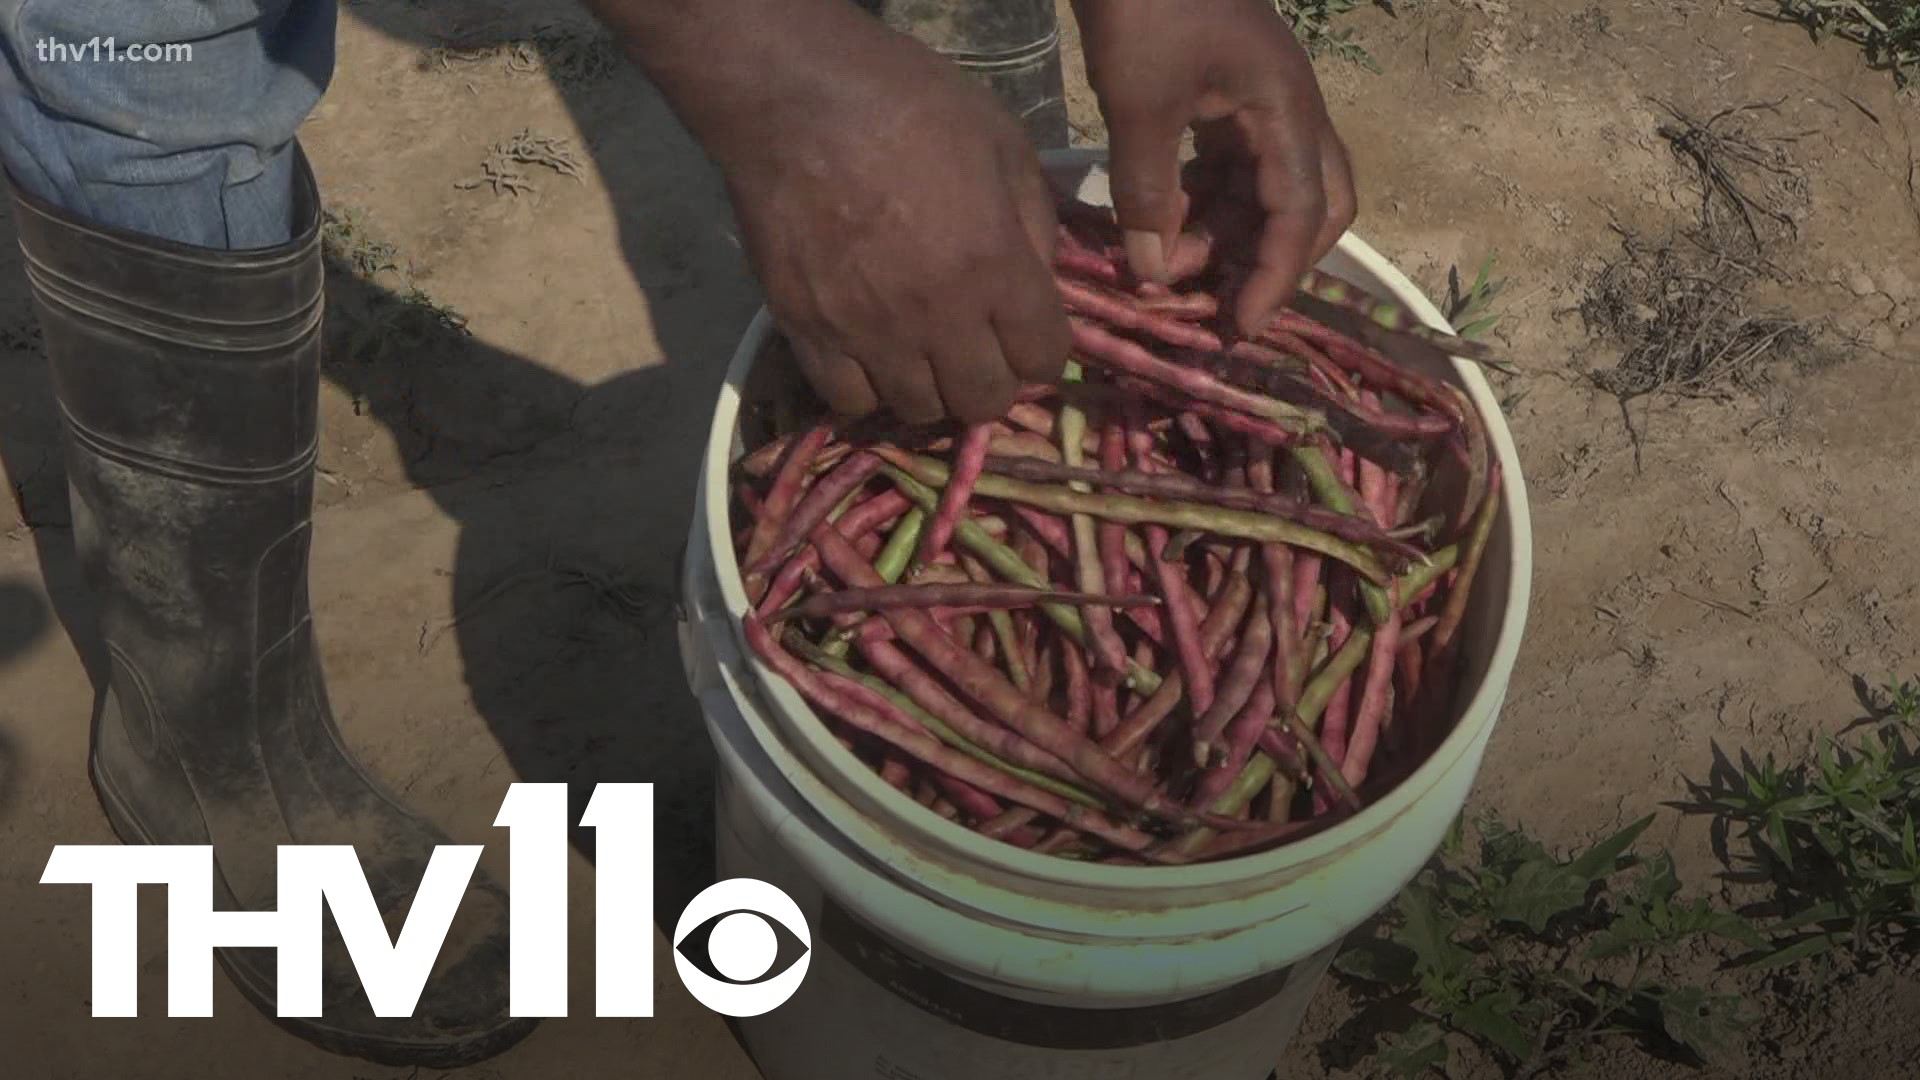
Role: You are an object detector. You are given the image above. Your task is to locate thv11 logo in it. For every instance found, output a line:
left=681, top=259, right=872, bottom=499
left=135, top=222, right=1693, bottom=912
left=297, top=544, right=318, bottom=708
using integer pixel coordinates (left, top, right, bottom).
left=40, top=783, right=811, bottom=1019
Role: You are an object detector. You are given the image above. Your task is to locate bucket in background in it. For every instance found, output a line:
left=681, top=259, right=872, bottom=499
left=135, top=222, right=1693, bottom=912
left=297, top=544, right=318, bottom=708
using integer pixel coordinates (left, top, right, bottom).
left=868, top=0, right=1070, bottom=148
left=678, top=150, right=1533, bottom=1079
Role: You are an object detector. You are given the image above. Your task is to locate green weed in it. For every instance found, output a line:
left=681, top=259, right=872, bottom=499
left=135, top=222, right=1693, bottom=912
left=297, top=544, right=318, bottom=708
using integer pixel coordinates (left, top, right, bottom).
left=1274, top=1, right=1393, bottom=71
left=1768, top=2, right=1920, bottom=85
left=1443, top=252, right=1507, bottom=341
left=1335, top=814, right=1761, bottom=1077
left=1696, top=677, right=1920, bottom=972
left=320, top=208, right=468, bottom=369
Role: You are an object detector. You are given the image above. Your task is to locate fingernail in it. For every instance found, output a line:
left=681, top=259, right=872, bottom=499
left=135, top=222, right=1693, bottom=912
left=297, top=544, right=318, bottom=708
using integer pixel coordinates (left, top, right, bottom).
left=1124, top=229, right=1172, bottom=285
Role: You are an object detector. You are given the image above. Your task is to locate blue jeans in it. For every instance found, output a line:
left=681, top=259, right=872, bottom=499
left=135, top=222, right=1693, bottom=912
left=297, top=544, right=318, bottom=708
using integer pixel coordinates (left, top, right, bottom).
left=0, top=1, right=335, bottom=250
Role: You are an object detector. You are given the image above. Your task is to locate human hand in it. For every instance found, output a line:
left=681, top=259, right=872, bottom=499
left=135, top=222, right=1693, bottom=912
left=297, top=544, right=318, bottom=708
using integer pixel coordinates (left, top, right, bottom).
left=706, top=12, right=1070, bottom=424
left=1071, top=0, right=1357, bottom=334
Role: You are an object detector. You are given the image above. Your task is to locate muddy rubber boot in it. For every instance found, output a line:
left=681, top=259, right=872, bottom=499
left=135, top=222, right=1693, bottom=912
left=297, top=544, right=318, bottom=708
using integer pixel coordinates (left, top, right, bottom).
left=8, top=150, right=534, bottom=1067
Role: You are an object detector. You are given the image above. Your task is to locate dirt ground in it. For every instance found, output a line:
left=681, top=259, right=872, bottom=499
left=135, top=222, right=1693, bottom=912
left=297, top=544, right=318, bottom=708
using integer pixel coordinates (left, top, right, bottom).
left=3, top=0, right=1919, bottom=1077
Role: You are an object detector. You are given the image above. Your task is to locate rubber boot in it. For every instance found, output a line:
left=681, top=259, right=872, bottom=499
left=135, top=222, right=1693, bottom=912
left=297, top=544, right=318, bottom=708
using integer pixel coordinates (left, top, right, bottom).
left=8, top=150, right=534, bottom=1067
left=868, top=0, right=1071, bottom=148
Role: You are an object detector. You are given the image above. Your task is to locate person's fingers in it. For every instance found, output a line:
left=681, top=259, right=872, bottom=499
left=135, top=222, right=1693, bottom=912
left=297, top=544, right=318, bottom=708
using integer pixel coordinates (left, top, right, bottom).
left=994, top=157, right=1074, bottom=387
left=790, top=335, right=880, bottom=417
left=1191, top=114, right=1246, bottom=164
left=1169, top=121, right=1263, bottom=278
left=993, top=262, right=1072, bottom=388
left=1004, top=144, right=1061, bottom=266
left=928, top=318, right=1022, bottom=426
left=1232, top=107, right=1329, bottom=335
left=859, top=346, right=947, bottom=426
left=1164, top=228, right=1216, bottom=282
left=1309, top=126, right=1357, bottom=264
left=1104, top=106, right=1190, bottom=284
left=1169, top=145, right=1257, bottom=273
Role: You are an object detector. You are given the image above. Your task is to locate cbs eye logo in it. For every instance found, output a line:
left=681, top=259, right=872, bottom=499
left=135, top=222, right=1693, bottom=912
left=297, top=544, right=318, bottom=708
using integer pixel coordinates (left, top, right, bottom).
left=673, top=878, right=812, bottom=1016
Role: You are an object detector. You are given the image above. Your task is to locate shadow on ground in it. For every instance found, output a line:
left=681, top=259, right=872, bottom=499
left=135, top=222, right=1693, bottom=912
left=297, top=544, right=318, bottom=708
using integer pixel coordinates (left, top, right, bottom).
left=0, top=0, right=759, bottom=955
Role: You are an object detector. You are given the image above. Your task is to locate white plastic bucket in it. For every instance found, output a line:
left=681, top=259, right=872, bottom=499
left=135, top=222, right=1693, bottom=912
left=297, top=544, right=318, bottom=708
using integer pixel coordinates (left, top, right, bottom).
left=678, top=150, right=1533, bottom=1079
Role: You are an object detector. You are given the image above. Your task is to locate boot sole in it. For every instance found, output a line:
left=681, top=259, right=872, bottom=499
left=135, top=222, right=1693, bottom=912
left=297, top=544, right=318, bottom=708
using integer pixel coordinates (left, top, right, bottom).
left=88, top=760, right=538, bottom=1069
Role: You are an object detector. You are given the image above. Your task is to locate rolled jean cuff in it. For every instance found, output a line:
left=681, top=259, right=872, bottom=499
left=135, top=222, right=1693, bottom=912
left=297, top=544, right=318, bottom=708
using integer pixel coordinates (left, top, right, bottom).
left=0, top=0, right=336, bottom=250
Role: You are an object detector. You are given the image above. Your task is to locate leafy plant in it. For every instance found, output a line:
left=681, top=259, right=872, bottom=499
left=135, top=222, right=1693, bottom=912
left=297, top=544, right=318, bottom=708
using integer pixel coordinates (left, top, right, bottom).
left=1767, top=2, right=1920, bottom=86
left=1443, top=253, right=1507, bottom=341
left=320, top=208, right=469, bottom=369
left=320, top=208, right=400, bottom=280
left=1273, top=0, right=1390, bottom=71
left=1699, top=677, right=1920, bottom=972
left=1334, top=814, right=1762, bottom=1077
